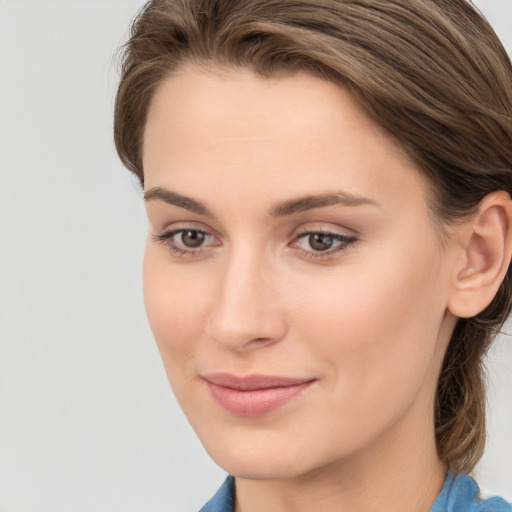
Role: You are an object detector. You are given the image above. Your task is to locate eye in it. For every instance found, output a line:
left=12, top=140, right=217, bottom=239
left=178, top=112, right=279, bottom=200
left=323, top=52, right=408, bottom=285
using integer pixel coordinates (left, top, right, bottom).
left=178, top=230, right=207, bottom=248
left=304, top=233, right=337, bottom=252
left=154, top=228, right=219, bottom=255
left=292, top=231, right=357, bottom=258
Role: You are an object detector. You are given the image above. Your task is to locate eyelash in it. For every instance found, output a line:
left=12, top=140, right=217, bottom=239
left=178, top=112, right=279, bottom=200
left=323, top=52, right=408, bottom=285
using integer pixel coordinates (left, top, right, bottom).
left=292, top=231, right=357, bottom=260
left=153, top=228, right=358, bottom=260
left=153, top=229, right=214, bottom=257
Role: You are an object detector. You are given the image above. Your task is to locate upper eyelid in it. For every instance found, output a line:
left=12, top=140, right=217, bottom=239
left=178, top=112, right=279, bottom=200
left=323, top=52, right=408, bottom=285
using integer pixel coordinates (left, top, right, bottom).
left=158, top=227, right=351, bottom=240
left=293, top=223, right=359, bottom=239
left=292, top=231, right=356, bottom=249
left=157, top=223, right=354, bottom=236
left=296, top=231, right=355, bottom=240
left=155, top=223, right=358, bottom=245
left=158, top=222, right=220, bottom=238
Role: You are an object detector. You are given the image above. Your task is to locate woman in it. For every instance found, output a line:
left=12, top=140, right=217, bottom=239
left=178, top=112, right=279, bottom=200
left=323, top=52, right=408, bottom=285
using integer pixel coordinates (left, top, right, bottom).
left=114, top=0, right=512, bottom=510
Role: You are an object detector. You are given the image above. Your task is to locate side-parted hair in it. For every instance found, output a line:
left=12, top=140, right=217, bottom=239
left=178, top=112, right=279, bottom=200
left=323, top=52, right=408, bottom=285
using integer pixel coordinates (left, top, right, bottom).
left=114, top=0, right=512, bottom=472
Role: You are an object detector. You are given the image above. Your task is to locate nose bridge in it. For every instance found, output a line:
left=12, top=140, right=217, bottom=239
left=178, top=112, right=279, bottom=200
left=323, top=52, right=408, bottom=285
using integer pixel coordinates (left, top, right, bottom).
left=206, top=242, right=285, bottom=350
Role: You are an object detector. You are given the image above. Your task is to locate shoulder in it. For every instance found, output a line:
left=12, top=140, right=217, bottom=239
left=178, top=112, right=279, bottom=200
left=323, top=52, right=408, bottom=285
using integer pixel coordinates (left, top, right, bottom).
left=430, top=471, right=511, bottom=512
left=199, top=476, right=235, bottom=512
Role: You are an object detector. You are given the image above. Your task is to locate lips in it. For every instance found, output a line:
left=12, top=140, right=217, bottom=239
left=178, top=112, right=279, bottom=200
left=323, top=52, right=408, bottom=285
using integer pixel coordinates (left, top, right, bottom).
left=202, top=373, right=315, bottom=417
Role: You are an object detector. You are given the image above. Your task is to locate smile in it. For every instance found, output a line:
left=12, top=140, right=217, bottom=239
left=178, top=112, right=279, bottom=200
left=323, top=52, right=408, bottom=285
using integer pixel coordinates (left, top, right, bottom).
left=202, top=373, right=316, bottom=417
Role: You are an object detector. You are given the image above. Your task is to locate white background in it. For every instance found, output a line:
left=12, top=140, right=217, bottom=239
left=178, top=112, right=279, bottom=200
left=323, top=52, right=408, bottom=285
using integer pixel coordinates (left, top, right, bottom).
left=0, top=1, right=510, bottom=511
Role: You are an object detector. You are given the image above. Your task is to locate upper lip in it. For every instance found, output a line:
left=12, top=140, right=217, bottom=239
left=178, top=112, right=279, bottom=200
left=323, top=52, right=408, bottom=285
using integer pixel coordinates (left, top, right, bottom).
left=202, top=373, right=316, bottom=391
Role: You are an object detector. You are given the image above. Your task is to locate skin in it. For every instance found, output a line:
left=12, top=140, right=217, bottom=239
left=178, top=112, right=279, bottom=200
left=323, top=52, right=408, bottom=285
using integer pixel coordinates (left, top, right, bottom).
left=142, top=67, right=464, bottom=512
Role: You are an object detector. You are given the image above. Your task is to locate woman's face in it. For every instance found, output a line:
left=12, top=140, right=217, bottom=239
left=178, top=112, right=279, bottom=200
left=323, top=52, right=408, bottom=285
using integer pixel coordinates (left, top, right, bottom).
left=142, top=67, right=459, bottom=479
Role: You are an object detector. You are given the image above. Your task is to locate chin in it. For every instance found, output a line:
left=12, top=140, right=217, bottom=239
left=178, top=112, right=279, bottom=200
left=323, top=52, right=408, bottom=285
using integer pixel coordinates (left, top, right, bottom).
left=198, top=428, right=334, bottom=481
left=212, top=452, right=310, bottom=481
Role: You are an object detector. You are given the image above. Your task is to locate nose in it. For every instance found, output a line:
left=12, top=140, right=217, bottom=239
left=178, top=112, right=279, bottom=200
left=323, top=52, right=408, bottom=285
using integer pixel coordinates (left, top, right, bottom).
left=205, top=246, right=287, bottom=351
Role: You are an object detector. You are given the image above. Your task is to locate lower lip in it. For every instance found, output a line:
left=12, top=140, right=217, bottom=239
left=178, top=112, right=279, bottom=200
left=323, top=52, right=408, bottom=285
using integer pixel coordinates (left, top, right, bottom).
left=205, top=381, right=314, bottom=417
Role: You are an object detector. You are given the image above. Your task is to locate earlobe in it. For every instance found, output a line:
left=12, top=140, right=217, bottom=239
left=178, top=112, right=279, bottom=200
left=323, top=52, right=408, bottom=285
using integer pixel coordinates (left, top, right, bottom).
left=448, top=191, right=512, bottom=319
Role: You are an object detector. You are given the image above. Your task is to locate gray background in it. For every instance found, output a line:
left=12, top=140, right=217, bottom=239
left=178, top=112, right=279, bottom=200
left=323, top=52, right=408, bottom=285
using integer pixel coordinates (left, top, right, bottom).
left=0, top=1, right=510, bottom=511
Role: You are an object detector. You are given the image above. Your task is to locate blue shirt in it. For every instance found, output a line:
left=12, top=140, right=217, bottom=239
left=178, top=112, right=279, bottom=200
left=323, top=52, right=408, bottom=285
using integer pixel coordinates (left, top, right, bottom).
left=199, top=472, right=511, bottom=512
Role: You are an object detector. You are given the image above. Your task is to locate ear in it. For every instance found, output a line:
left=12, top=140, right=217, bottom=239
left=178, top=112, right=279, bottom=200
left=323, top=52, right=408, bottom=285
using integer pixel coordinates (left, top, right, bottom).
left=448, top=191, right=512, bottom=318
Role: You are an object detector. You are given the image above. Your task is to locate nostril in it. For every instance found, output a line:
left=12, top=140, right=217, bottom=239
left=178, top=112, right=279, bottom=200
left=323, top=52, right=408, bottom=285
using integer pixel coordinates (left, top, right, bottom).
left=244, top=337, right=275, bottom=348
left=206, top=313, right=287, bottom=351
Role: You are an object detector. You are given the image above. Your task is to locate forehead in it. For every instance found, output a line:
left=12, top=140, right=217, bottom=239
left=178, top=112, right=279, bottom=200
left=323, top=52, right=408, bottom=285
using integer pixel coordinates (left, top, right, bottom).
left=142, top=66, right=431, bottom=217
left=144, top=66, right=401, bottom=155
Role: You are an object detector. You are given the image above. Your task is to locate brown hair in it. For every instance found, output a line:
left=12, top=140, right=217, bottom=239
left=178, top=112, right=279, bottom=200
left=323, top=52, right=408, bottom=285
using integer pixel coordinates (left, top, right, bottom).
left=114, top=0, right=512, bottom=473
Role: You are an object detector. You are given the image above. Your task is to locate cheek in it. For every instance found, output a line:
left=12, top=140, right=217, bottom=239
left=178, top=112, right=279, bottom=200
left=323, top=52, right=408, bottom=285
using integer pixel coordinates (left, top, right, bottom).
left=142, top=246, right=212, bottom=370
left=288, top=237, right=448, bottom=406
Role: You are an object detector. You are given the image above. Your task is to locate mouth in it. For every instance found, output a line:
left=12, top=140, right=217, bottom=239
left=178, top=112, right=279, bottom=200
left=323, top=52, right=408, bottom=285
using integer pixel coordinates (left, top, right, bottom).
left=201, top=373, right=316, bottom=417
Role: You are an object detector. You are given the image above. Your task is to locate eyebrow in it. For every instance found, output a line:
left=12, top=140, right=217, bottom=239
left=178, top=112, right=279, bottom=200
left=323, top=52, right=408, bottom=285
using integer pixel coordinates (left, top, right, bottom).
left=144, top=187, right=378, bottom=217
left=268, top=192, right=378, bottom=216
left=144, top=187, right=214, bottom=216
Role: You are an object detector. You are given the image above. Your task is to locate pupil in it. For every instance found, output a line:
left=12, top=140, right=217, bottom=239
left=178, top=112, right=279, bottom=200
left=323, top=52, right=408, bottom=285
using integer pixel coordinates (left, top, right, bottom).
left=309, top=233, right=333, bottom=251
left=182, top=230, right=205, bottom=248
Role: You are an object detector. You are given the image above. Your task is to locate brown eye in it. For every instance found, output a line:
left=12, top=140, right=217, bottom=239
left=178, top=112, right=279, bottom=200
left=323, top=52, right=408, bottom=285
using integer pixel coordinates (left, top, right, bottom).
left=154, top=227, right=219, bottom=256
left=308, top=233, right=335, bottom=251
left=180, top=230, right=206, bottom=248
left=293, top=231, right=357, bottom=258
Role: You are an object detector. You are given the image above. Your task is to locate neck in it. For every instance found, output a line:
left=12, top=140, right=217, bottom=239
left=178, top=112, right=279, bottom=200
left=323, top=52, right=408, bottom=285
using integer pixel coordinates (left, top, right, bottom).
left=234, top=403, right=447, bottom=512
